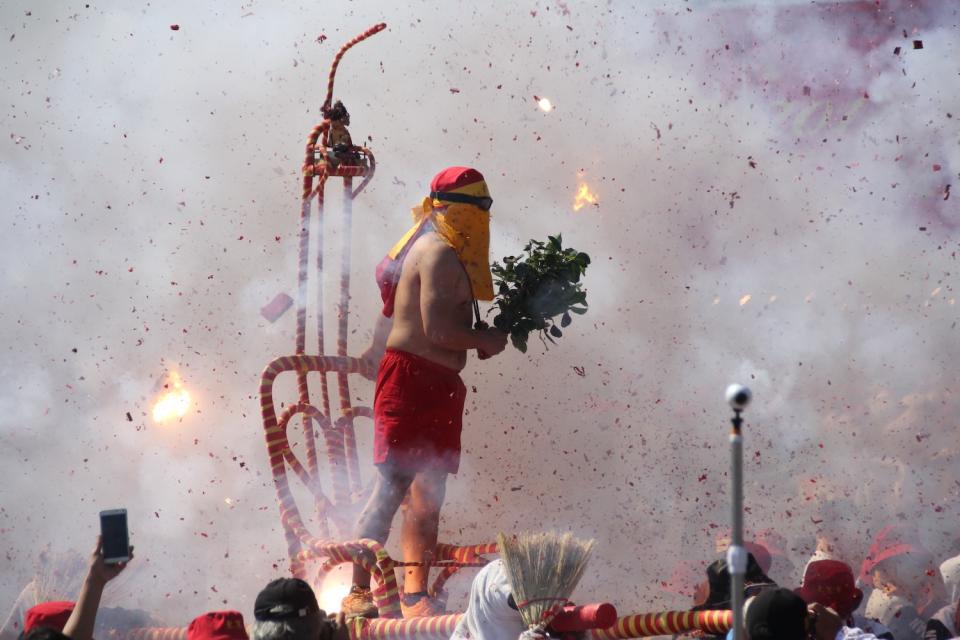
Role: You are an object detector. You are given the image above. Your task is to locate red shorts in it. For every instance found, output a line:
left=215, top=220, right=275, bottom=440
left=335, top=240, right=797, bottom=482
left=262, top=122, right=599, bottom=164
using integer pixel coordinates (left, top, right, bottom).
left=373, top=348, right=467, bottom=474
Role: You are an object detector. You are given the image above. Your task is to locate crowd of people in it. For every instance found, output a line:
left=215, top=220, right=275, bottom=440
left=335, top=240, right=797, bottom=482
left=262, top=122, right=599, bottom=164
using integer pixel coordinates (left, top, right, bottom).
left=3, top=522, right=958, bottom=640
left=2, top=536, right=350, bottom=640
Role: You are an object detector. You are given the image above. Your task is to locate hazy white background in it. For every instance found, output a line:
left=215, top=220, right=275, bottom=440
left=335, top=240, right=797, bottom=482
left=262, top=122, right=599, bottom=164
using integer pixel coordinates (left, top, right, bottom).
left=2, top=0, right=958, bottom=624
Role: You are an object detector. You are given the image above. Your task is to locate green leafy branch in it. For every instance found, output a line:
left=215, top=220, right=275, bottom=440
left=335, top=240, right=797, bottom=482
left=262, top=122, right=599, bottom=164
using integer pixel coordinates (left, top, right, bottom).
left=490, top=234, right=590, bottom=353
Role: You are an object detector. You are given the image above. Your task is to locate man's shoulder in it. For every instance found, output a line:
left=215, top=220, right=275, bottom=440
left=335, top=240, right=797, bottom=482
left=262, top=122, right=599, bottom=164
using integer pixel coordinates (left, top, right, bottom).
left=412, top=233, right=459, bottom=265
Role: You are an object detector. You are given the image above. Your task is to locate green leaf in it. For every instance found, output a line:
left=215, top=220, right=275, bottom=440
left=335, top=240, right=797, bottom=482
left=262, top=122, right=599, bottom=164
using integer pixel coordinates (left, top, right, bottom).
left=560, top=312, right=572, bottom=327
left=549, top=325, right=563, bottom=338
left=569, top=306, right=588, bottom=315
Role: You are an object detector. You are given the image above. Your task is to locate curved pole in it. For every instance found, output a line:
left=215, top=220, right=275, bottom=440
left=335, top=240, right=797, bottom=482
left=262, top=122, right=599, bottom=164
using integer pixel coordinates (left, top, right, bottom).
left=321, top=23, right=387, bottom=114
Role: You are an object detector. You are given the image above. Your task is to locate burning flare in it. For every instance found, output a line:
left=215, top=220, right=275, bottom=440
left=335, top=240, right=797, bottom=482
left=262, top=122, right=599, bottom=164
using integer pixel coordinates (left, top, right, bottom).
left=573, top=183, right=598, bottom=211
left=537, top=96, right=554, bottom=112
left=152, top=372, right=192, bottom=423
left=316, top=563, right=352, bottom=614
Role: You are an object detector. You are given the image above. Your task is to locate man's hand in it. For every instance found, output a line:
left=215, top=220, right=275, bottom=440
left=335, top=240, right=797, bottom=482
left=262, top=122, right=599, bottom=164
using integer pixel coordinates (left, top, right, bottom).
left=807, top=603, right=843, bottom=640
left=478, top=328, right=508, bottom=358
left=88, top=536, right=133, bottom=587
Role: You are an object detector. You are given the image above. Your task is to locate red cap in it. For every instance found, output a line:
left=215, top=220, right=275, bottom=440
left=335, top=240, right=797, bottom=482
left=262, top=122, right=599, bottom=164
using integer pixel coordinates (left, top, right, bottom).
left=429, top=166, right=486, bottom=193
left=859, top=525, right=924, bottom=586
left=24, top=601, right=75, bottom=633
left=795, top=560, right=863, bottom=618
left=187, top=611, right=248, bottom=640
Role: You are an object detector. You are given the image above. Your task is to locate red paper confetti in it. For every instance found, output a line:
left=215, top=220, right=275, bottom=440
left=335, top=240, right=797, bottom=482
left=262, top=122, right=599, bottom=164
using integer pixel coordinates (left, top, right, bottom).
left=169, top=24, right=179, bottom=31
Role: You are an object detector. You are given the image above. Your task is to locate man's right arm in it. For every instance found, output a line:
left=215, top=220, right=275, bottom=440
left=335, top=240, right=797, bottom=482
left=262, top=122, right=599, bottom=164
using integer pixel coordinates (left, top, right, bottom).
left=419, top=245, right=506, bottom=355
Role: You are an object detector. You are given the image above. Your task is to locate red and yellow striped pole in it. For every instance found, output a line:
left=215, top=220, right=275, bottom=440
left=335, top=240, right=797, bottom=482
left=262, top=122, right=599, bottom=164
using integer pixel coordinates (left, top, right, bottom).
left=589, top=610, right=733, bottom=639
left=113, top=609, right=731, bottom=640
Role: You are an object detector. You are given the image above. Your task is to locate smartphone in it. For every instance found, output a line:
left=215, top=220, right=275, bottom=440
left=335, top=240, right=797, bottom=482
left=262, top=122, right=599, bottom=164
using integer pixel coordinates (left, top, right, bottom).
left=99, top=509, right=129, bottom=564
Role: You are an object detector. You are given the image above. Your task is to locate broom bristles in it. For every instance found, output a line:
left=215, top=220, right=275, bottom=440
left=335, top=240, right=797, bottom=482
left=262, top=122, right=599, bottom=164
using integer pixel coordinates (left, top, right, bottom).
left=497, top=531, right=595, bottom=630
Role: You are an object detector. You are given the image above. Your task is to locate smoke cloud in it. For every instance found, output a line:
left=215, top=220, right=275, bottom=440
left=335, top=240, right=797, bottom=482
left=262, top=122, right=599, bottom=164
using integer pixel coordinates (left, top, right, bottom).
left=1, top=0, right=958, bottom=626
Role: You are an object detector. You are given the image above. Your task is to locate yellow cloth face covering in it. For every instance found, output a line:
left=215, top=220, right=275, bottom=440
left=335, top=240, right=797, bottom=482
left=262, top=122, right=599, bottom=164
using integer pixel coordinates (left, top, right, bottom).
left=388, top=197, right=494, bottom=301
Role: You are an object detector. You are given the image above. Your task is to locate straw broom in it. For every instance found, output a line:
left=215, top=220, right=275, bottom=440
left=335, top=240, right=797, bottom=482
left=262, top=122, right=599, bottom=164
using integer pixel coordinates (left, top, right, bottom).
left=497, top=531, right=595, bottom=635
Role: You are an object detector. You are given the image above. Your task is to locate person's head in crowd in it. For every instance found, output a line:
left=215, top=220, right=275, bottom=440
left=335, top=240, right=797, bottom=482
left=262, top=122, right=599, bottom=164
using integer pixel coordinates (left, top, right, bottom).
left=713, top=530, right=773, bottom=575
left=692, top=552, right=777, bottom=611
left=745, top=587, right=845, bottom=640
left=860, top=525, right=947, bottom=622
left=24, top=628, right=70, bottom=640
left=188, top=611, right=249, bottom=640
left=252, top=578, right=323, bottom=640
left=22, top=602, right=75, bottom=636
left=862, top=525, right=946, bottom=607
left=941, top=553, right=960, bottom=604
left=795, top=560, right=863, bottom=619
left=745, top=587, right=808, bottom=640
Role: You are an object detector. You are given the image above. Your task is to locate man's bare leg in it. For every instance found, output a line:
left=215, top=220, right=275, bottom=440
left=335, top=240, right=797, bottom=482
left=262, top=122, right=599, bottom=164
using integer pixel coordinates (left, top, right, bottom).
left=351, top=465, right=414, bottom=589
left=400, top=469, right=448, bottom=595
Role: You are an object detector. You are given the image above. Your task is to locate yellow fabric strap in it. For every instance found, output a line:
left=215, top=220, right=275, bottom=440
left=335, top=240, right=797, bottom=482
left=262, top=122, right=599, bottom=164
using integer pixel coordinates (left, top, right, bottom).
left=387, top=197, right=493, bottom=301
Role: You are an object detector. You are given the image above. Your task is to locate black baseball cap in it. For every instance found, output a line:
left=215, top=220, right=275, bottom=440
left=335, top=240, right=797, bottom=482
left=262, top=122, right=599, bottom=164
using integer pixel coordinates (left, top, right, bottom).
left=253, top=578, right=321, bottom=621
left=691, top=552, right=777, bottom=611
left=745, top=587, right=808, bottom=640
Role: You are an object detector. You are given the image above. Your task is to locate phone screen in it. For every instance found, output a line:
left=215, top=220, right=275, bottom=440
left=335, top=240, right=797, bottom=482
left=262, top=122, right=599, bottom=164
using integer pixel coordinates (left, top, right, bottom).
left=100, top=510, right=129, bottom=561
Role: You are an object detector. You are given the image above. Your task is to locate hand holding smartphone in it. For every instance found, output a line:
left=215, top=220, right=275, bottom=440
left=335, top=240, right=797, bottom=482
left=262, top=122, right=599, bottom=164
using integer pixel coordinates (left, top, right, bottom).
left=99, top=509, right=129, bottom=564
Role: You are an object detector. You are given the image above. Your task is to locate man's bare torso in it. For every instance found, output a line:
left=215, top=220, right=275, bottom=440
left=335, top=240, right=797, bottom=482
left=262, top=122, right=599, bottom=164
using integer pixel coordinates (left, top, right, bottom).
left=386, top=230, right=473, bottom=372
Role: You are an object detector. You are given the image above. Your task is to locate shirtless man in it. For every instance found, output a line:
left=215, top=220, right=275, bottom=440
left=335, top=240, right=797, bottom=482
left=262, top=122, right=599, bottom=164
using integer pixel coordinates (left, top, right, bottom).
left=342, top=167, right=508, bottom=618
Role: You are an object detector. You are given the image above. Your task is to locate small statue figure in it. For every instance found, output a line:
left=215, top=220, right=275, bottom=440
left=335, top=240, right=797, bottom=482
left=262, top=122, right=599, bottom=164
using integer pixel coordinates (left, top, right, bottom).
left=322, top=100, right=364, bottom=168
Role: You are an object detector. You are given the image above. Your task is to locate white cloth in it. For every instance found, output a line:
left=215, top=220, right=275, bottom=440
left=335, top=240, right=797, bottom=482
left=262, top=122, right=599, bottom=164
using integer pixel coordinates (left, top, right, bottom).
left=451, top=560, right=526, bottom=640
left=941, top=555, right=960, bottom=604
left=866, top=591, right=927, bottom=640
left=836, top=626, right=882, bottom=640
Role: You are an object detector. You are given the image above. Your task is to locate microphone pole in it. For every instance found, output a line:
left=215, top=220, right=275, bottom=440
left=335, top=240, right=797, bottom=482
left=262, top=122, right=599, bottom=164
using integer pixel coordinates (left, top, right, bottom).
left=725, top=384, right=752, bottom=640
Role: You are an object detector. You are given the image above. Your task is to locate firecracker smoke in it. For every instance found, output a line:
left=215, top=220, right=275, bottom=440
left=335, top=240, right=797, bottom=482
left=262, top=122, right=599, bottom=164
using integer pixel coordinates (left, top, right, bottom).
left=1, top=0, right=958, bottom=625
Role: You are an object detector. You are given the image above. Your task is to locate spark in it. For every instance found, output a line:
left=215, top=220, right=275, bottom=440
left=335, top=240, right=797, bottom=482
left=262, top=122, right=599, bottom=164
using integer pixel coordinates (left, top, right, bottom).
left=573, top=183, right=598, bottom=211
left=739, top=294, right=752, bottom=306
left=316, top=563, right=352, bottom=614
left=152, top=372, right=192, bottom=423
left=536, top=96, right=553, bottom=112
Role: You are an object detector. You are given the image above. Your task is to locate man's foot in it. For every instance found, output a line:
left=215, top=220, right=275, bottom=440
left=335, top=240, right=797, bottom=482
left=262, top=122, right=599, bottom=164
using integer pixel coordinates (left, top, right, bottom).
left=400, top=591, right=446, bottom=618
left=340, top=586, right=379, bottom=619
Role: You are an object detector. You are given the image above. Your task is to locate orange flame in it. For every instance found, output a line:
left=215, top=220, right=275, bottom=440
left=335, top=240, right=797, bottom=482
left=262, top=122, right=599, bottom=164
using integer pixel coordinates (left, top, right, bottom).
left=152, top=372, right=191, bottom=423
left=739, top=294, right=752, bottom=306
left=573, top=183, right=598, bottom=211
